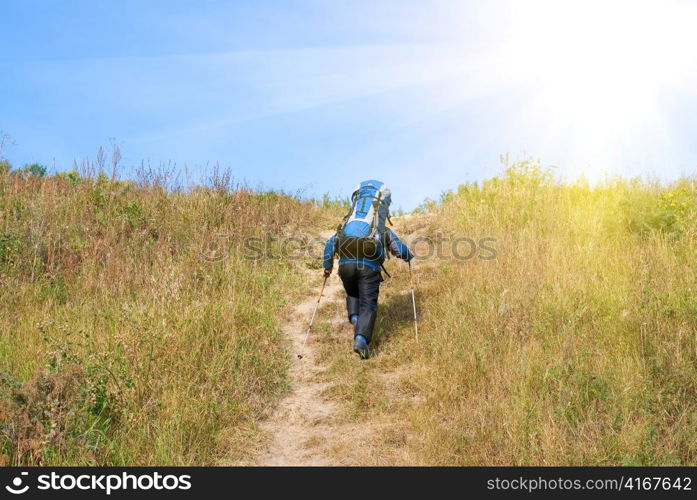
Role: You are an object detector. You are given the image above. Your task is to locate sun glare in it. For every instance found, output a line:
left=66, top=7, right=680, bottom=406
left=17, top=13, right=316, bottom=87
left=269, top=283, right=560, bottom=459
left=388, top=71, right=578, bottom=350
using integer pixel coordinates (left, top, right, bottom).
left=495, top=0, right=696, bottom=175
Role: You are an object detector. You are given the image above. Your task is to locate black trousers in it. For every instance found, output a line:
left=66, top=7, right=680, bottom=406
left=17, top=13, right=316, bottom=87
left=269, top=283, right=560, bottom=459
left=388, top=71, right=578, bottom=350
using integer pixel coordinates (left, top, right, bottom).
left=338, top=263, right=382, bottom=344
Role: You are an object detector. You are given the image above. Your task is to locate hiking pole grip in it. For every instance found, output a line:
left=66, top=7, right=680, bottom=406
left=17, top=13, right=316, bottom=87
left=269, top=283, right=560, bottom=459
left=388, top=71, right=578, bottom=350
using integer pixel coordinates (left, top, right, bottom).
left=298, top=275, right=328, bottom=359
left=409, top=261, right=418, bottom=339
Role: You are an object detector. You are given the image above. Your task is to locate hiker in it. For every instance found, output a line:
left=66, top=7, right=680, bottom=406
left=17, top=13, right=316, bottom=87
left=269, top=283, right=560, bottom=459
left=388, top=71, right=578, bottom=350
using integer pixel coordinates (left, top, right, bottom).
left=323, top=180, right=414, bottom=359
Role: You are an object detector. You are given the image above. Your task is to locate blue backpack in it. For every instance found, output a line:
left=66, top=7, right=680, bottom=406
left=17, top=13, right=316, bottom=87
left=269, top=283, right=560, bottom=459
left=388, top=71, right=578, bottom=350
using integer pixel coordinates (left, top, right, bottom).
left=336, top=180, right=392, bottom=260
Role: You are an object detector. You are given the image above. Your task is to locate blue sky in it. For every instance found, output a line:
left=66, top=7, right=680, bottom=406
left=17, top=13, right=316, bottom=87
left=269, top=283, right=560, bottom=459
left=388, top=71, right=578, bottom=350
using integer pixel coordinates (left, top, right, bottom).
left=2, top=0, right=697, bottom=210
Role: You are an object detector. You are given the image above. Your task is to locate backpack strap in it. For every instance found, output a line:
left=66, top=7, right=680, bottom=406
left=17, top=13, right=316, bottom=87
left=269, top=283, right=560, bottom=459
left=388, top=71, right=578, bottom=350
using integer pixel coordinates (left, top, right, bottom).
left=380, top=263, right=391, bottom=278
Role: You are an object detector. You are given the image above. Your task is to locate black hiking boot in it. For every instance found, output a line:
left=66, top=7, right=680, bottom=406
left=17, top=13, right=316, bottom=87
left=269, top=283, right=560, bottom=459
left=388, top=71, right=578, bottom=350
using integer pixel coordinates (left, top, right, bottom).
left=353, top=335, right=370, bottom=359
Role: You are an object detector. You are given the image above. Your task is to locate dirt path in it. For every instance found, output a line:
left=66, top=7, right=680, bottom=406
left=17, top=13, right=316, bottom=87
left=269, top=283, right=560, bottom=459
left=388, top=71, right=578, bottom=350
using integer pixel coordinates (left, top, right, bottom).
left=256, top=266, right=344, bottom=465
left=246, top=226, right=358, bottom=466
left=249, top=218, right=427, bottom=465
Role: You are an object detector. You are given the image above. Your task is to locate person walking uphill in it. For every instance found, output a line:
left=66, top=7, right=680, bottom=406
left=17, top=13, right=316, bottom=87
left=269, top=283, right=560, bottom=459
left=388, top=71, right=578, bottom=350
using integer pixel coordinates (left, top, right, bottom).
left=323, top=180, right=413, bottom=359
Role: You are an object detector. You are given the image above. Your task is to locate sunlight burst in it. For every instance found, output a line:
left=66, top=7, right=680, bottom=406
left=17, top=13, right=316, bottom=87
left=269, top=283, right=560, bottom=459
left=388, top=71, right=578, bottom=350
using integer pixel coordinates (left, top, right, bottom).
left=495, top=0, right=697, bottom=175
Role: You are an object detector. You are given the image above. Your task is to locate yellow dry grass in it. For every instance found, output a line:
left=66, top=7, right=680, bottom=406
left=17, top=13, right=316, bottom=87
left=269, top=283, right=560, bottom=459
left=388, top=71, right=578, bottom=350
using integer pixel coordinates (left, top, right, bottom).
left=0, top=166, right=339, bottom=465
left=314, top=160, right=697, bottom=465
left=3, top=158, right=696, bottom=466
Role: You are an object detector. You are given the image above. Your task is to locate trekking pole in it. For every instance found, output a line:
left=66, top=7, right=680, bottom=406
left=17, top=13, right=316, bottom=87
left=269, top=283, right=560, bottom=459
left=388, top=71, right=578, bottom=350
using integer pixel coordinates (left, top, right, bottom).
left=298, top=275, right=328, bottom=359
left=408, top=261, right=418, bottom=339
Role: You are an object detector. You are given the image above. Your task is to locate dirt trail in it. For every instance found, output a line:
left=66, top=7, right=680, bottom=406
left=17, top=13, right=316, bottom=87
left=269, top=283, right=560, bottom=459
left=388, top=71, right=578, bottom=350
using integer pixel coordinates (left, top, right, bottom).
left=248, top=218, right=428, bottom=465
left=256, top=274, right=343, bottom=464
left=250, top=229, right=348, bottom=465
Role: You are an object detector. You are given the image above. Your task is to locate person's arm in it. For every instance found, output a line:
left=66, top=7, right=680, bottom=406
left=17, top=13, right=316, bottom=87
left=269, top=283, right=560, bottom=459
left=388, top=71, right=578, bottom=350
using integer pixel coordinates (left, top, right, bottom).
left=323, top=234, right=337, bottom=276
left=386, top=228, right=413, bottom=262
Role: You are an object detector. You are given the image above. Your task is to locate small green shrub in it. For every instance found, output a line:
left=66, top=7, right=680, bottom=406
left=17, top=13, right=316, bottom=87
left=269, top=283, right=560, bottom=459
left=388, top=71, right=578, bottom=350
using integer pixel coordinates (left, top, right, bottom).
left=0, top=233, right=21, bottom=265
left=23, top=163, right=47, bottom=177
left=58, top=171, right=81, bottom=186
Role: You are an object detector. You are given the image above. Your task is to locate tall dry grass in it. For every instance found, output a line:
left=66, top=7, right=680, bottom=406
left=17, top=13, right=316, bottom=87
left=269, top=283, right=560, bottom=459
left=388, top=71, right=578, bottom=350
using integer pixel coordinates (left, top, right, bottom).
left=0, top=163, right=336, bottom=465
left=410, top=161, right=697, bottom=464
left=313, top=159, right=697, bottom=465
left=3, top=155, right=695, bottom=466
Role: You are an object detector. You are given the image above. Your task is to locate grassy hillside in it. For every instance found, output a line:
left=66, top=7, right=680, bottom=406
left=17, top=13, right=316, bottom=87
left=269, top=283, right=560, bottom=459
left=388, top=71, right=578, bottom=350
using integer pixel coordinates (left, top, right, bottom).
left=3, top=158, right=696, bottom=466
left=0, top=165, right=337, bottom=465
left=412, top=162, right=697, bottom=464
left=316, top=160, right=697, bottom=465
